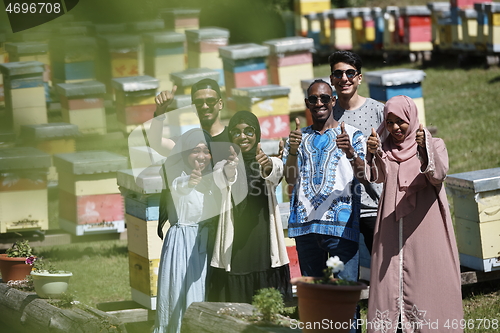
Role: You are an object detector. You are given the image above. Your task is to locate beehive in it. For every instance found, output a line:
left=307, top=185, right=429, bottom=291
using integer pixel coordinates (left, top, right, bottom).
left=161, top=8, right=201, bottom=34
left=400, top=6, right=433, bottom=51
left=20, top=123, right=79, bottom=185
left=185, top=27, right=230, bottom=87
left=264, top=36, right=314, bottom=112
left=127, top=20, right=166, bottom=76
left=328, top=8, right=352, bottom=50
left=50, top=36, right=97, bottom=85
left=364, top=69, right=427, bottom=126
left=232, top=85, right=291, bottom=140
left=143, top=31, right=186, bottom=92
left=112, top=76, right=158, bottom=134
left=0, top=61, right=47, bottom=134
left=53, top=151, right=128, bottom=235
left=219, top=43, right=269, bottom=97
left=56, top=80, right=107, bottom=135
left=169, top=67, right=220, bottom=96
left=0, top=147, right=51, bottom=233
left=446, top=168, right=500, bottom=272
left=97, top=34, right=141, bottom=90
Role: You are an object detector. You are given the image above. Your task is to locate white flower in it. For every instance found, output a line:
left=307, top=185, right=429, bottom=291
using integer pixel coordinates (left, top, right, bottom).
left=326, top=256, right=344, bottom=274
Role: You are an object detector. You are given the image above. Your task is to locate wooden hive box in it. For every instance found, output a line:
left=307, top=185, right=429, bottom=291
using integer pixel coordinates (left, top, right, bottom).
left=20, top=123, right=79, bottom=185
left=364, top=68, right=427, bottom=126
left=97, top=34, right=141, bottom=90
left=400, top=6, right=433, bottom=51
left=0, top=61, right=47, bottom=134
left=185, top=27, right=230, bottom=87
left=117, top=166, right=167, bottom=260
left=143, top=31, right=186, bottom=92
left=219, top=43, right=269, bottom=97
left=50, top=36, right=97, bottom=85
left=0, top=147, right=51, bottom=233
left=129, top=251, right=160, bottom=310
left=112, top=75, right=158, bottom=134
left=485, top=2, right=500, bottom=53
left=231, top=85, right=291, bottom=140
left=328, top=8, right=353, bottom=50
left=169, top=67, right=220, bottom=96
left=160, top=8, right=201, bottom=34
left=53, top=150, right=128, bottom=235
left=264, top=36, right=314, bottom=112
left=126, top=19, right=165, bottom=76
left=446, top=167, right=500, bottom=272
left=56, top=80, right=107, bottom=135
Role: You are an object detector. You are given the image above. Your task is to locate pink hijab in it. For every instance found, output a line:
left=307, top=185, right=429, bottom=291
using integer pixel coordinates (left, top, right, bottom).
left=380, top=95, right=427, bottom=220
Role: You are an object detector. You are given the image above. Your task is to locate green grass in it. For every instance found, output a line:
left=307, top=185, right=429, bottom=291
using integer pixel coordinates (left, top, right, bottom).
left=33, top=239, right=131, bottom=307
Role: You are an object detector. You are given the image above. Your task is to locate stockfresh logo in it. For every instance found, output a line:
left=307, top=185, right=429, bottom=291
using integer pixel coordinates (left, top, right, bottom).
left=3, top=0, right=80, bottom=33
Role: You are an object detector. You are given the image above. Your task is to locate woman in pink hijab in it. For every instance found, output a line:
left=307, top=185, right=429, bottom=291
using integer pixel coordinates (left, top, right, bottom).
left=365, top=95, right=463, bottom=333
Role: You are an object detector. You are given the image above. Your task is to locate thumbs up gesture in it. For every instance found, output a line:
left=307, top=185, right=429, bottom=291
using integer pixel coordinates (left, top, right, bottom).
left=336, top=122, right=355, bottom=158
left=188, top=160, right=202, bottom=187
left=223, top=145, right=239, bottom=180
left=416, top=124, right=425, bottom=148
left=154, top=85, right=177, bottom=116
left=367, top=127, right=380, bottom=154
left=288, top=118, right=302, bottom=152
left=256, top=142, right=272, bottom=170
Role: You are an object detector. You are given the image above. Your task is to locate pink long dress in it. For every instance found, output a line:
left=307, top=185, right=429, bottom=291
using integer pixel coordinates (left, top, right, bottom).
left=366, top=97, right=463, bottom=333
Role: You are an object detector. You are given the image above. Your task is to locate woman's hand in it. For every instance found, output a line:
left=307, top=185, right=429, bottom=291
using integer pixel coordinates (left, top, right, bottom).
left=223, top=146, right=239, bottom=180
left=367, top=128, right=380, bottom=154
left=188, top=160, right=202, bottom=188
left=416, top=124, right=425, bottom=148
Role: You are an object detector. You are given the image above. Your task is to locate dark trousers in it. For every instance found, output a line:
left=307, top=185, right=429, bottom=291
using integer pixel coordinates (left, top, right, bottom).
left=360, top=216, right=376, bottom=255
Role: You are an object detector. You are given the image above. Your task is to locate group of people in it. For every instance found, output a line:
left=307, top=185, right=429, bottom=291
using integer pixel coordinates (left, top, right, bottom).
left=149, top=51, right=464, bottom=333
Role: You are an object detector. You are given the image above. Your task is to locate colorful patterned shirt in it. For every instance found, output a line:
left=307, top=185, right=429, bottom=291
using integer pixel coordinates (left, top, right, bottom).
left=283, top=123, right=365, bottom=242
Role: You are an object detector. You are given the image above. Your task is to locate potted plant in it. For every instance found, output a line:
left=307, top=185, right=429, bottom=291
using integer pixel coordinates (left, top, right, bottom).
left=28, top=256, right=72, bottom=298
left=0, top=240, right=35, bottom=282
left=291, top=256, right=367, bottom=333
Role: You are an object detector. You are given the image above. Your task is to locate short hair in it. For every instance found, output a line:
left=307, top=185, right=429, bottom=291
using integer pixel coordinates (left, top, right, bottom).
left=191, top=78, right=222, bottom=99
left=306, top=79, right=333, bottom=96
left=328, top=50, right=363, bottom=73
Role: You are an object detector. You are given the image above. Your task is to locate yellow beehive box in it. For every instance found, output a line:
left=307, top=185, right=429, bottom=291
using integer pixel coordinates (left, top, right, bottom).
left=128, top=251, right=160, bottom=296
left=294, top=0, right=331, bottom=15
left=0, top=189, right=49, bottom=233
left=272, top=63, right=313, bottom=112
left=231, top=85, right=291, bottom=118
left=58, top=173, right=120, bottom=196
left=11, top=86, right=46, bottom=108
left=126, top=214, right=168, bottom=260
left=454, top=217, right=500, bottom=259
left=61, top=107, right=107, bottom=135
left=0, top=147, right=51, bottom=233
left=446, top=167, right=500, bottom=271
left=35, top=139, right=76, bottom=156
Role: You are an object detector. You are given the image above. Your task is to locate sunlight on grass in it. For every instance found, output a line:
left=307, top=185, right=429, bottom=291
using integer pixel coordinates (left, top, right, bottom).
left=34, top=240, right=131, bottom=308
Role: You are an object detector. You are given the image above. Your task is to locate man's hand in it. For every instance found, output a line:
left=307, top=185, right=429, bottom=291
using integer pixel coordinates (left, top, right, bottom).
left=154, top=85, right=177, bottom=116
left=288, top=118, right=302, bottom=153
left=336, top=122, right=355, bottom=158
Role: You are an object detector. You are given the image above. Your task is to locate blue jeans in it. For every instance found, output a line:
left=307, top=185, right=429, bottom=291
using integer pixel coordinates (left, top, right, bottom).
left=295, top=233, right=361, bottom=333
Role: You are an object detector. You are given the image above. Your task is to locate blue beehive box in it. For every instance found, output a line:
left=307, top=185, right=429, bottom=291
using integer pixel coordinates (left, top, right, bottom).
left=364, top=68, right=427, bottom=126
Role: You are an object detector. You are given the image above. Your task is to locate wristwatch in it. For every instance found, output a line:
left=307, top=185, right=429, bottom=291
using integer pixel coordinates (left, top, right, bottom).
left=347, top=151, right=358, bottom=162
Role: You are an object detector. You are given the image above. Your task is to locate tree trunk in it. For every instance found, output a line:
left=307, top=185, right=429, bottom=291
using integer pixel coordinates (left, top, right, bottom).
left=181, top=302, right=298, bottom=333
left=0, top=283, right=127, bottom=333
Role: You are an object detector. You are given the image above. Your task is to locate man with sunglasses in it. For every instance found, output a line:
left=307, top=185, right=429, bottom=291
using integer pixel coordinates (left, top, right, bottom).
left=329, top=51, right=384, bottom=257
left=153, top=78, right=229, bottom=145
left=284, top=79, right=366, bottom=333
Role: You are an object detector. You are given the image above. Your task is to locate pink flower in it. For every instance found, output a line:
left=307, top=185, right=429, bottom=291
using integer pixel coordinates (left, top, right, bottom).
left=25, top=256, right=36, bottom=265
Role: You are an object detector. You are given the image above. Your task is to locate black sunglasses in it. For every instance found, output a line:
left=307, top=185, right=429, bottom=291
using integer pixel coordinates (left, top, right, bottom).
left=331, top=69, right=359, bottom=79
left=230, top=126, right=256, bottom=139
left=307, top=94, right=332, bottom=105
left=193, top=97, right=220, bottom=108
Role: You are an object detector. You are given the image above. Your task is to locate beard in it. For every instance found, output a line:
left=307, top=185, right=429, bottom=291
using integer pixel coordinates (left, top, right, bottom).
left=200, top=114, right=217, bottom=129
